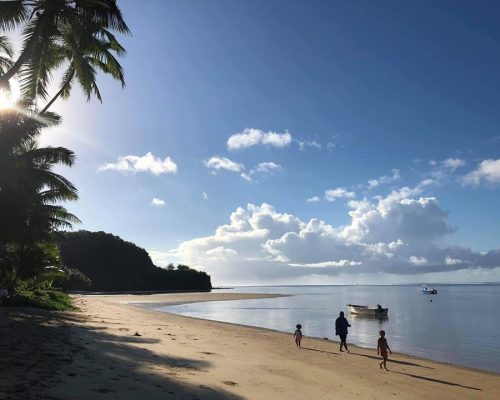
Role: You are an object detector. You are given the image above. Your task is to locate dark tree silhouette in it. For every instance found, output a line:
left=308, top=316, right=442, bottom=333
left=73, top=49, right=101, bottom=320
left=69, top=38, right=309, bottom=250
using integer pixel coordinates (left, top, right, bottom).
left=56, top=231, right=212, bottom=292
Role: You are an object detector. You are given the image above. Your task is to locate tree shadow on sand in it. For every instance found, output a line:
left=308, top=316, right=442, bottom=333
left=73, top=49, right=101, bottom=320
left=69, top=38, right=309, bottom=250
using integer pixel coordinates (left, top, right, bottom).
left=0, top=308, right=243, bottom=400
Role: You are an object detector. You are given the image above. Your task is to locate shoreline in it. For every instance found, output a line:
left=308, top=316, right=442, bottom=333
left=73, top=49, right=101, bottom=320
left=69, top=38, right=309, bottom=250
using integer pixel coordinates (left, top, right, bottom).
left=125, top=292, right=498, bottom=376
left=1, top=292, right=499, bottom=399
left=129, top=293, right=499, bottom=377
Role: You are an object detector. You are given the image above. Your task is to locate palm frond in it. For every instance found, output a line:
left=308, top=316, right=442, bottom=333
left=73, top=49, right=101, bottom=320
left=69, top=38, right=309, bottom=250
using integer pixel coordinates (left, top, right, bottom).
left=75, top=0, right=131, bottom=34
left=0, top=1, right=30, bottom=31
left=0, top=36, right=14, bottom=58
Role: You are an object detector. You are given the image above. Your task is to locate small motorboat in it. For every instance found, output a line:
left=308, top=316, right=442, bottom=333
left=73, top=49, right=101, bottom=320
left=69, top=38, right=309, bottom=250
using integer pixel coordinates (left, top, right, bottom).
left=421, top=286, right=438, bottom=294
left=347, top=304, right=388, bottom=317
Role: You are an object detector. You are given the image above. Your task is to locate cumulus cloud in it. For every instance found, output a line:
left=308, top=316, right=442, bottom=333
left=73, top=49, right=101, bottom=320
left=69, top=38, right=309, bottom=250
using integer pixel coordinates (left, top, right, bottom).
left=227, top=128, right=292, bottom=150
left=289, top=260, right=362, bottom=268
left=165, top=181, right=500, bottom=285
left=204, top=158, right=282, bottom=182
left=442, top=158, right=465, bottom=171
left=307, top=196, right=321, bottom=203
left=445, top=256, right=465, bottom=265
left=324, top=188, right=356, bottom=202
left=409, top=256, right=428, bottom=265
left=204, top=156, right=244, bottom=173
left=151, top=198, right=165, bottom=206
left=463, top=159, right=500, bottom=186
left=368, top=169, right=400, bottom=189
left=99, top=152, right=177, bottom=175
left=202, top=192, right=209, bottom=200
left=205, top=246, right=238, bottom=260
left=251, top=162, right=282, bottom=174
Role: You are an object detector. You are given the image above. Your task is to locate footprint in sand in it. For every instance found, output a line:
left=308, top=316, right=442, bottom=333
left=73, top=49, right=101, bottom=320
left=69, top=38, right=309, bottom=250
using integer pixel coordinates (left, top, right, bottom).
left=199, top=352, right=216, bottom=355
left=222, top=381, right=238, bottom=386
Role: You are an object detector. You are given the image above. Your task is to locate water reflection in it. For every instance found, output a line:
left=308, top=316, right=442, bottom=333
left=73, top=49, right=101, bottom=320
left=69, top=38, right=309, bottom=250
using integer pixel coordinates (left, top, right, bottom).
left=156, top=284, right=500, bottom=373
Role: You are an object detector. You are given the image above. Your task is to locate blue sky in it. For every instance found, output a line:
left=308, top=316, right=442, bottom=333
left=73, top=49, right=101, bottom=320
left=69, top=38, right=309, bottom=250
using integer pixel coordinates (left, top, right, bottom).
left=36, top=0, right=500, bottom=284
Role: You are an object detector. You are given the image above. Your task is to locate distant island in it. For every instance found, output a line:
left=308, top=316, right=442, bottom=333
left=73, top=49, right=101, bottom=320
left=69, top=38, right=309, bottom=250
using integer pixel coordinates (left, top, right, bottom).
left=56, top=231, right=211, bottom=292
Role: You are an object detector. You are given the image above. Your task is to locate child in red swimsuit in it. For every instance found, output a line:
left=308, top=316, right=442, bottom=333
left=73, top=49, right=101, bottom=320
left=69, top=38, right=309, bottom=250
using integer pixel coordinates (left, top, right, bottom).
left=377, top=330, right=392, bottom=370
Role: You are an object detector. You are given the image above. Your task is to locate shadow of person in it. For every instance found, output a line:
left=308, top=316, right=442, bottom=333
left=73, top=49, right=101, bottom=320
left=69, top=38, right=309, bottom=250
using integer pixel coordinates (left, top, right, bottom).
left=391, top=371, right=482, bottom=391
left=301, top=347, right=340, bottom=356
left=349, top=352, right=434, bottom=369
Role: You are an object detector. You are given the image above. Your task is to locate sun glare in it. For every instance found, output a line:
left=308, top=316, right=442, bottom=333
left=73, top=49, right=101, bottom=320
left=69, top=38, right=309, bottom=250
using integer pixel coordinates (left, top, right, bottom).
left=0, top=89, right=14, bottom=110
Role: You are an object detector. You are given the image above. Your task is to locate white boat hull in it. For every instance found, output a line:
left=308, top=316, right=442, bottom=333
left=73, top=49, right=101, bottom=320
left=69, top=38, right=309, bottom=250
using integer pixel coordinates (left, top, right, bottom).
left=348, top=304, right=388, bottom=316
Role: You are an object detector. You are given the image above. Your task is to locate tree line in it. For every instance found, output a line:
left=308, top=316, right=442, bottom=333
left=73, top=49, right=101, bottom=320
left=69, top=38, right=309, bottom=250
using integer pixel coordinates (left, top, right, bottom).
left=56, top=231, right=211, bottom=292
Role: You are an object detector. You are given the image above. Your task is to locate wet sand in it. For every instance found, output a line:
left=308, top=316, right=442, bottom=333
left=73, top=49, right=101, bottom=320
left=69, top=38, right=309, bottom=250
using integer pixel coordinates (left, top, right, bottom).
left=0, top=292, right=498, bottom=399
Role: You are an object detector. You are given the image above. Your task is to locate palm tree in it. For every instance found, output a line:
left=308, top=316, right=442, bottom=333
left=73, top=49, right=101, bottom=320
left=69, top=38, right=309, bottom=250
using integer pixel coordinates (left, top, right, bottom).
left=0, top=104, right=79, bottom=253
left=40, top=16, right=126, bottom=113
left=0, top=0, right=129, bottom=106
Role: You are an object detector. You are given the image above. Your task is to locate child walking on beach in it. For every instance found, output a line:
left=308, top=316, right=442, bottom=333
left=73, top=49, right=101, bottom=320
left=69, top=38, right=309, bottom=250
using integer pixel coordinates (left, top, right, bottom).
left=294, top=324, right=303, bottom=348
left=377, top=330, right=392, bottom=370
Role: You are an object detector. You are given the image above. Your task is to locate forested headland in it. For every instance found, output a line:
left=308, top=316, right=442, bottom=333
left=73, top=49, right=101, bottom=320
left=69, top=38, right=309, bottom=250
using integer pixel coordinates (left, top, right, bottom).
left=56, top=231, right=212, bottom=292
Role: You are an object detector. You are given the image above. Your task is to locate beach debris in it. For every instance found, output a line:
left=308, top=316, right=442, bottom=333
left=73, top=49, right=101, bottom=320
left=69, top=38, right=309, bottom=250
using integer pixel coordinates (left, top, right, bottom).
left=323, top=337, right=329, bottom=340
left=133, top=332, right=142, bottom=337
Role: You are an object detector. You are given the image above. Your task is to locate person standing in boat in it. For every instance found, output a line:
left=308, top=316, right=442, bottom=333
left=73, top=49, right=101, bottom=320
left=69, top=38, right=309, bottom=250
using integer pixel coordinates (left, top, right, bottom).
left=335, top=311, right=351, bottom=352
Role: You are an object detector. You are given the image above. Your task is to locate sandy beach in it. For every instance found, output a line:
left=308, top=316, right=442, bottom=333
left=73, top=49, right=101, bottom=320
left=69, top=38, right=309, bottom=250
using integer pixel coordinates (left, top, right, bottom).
left=1, top=292, right=499, bottom=400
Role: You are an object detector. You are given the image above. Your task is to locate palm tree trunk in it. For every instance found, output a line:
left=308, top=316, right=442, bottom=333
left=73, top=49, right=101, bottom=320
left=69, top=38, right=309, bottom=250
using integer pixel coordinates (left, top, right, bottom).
left=0, top=36, right=37, bottom=89
left=40, top=70, right=74, bottom=114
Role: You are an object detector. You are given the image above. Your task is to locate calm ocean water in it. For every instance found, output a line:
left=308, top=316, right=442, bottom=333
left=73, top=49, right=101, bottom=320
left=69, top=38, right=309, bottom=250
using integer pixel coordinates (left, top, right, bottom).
left=155, top=284, right=500, bottom=373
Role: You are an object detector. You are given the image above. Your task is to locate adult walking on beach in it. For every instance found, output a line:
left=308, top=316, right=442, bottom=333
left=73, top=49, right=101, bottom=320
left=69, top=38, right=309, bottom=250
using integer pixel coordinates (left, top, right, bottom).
left=335, top=311, right=351, bottom=352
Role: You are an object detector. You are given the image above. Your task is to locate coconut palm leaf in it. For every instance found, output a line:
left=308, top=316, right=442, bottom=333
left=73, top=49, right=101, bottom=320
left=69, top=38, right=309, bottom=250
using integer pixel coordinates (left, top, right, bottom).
left=0, top=1, right=30, bottom=31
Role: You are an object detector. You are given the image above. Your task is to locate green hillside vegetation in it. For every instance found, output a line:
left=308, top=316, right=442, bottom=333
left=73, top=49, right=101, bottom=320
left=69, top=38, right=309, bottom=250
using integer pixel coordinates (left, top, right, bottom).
left=56, top=231, right=212, bottom=292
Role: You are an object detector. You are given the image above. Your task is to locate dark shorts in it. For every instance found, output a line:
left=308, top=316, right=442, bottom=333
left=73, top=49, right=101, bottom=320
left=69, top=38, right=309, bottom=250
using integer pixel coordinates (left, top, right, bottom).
left=339, top=333, right=347, bottom=342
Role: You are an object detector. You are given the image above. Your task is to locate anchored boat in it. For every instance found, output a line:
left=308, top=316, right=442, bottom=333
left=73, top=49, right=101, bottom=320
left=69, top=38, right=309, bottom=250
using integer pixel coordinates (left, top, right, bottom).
left=422, top=286, right=438, bottom=294
left=347, top=304, right=388, bottom=317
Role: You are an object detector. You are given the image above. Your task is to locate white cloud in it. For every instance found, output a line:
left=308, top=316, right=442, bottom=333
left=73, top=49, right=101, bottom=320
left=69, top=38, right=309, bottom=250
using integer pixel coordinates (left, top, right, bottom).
left=151, top=198, right=165, bottom=206
left=324, top=188, right=356, bottom=202
left=445, top=256, right=465, bottom=265
left=289, top=260, right=362, bottom=268
left=251, top=162, right=282, bottom=174
left=99, top=152, right=177, bottom=175
left=307, top=196, right=321, bottom=203
left=202, top=191, right=209, bottom=200
left=297, top=140, right=322, bottom=151
left=204, top=158, right=282, bottom=182
left=367, top=169, right=400, bottom=189
left=409, top=256, right=428, bottom=266
left=205, top=246, right=238, bottom=260
left=148, top=250, right=176, bottom=267
left=442, top=158, right=465, bottom=170
left=227, top=128, right=292, bottom=150
left=204, top=156, right=244, bottom=173
left=463, top=159, right=500, bottom=186
left=167, top=185, right=500, bottom=285
left=240, top=173, right=252, bottom=181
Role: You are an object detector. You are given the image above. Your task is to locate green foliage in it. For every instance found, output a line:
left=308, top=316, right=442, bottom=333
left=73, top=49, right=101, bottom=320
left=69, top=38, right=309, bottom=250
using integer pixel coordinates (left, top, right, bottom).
left=53, top=267, right=92, bottom=291
left=0, top=105, right=80, bottom=293
left=5, top=289, right=76, bottom=311
left=0, top=0, right=130, bottom=111
left=56, top=231, right=212, bottom=292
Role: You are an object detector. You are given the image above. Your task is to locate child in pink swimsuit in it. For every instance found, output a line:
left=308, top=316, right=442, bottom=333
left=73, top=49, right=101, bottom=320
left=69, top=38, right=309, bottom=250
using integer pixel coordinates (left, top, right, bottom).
left=377, top=330, right=392, bottom=370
